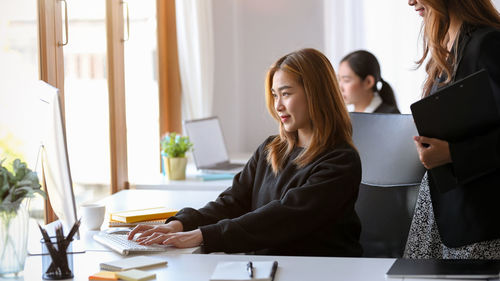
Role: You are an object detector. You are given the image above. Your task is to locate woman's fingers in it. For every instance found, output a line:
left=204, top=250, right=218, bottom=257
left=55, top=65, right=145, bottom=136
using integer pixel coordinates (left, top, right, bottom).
left=137, top=232, right=167, bottom=245
left=127, top=224, right=154, bottom=240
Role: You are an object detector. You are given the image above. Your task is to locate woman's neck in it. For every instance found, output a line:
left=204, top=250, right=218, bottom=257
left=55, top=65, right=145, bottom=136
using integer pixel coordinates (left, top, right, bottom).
left=297, top=127, right=313, bottom=148
left=447, top=14, right=463, bottom=51
left=354, top=91, right=375, bottom=112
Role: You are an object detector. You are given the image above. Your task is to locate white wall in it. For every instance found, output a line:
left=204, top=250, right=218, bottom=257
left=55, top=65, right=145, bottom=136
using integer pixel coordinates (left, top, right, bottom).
left=212, top=0, right=325, bottom=153
left=212, top=0, right=500, bottom=154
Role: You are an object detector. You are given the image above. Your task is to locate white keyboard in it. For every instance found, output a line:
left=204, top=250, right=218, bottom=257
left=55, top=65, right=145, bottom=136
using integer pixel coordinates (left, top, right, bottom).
left=93, top=233, right=168, bottom=255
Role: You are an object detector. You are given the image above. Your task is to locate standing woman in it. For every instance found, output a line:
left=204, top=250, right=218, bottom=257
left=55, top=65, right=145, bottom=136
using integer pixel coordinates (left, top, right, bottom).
left=338, top=50, right=400, bottom=113
left=405, top=0, right=500, bottom=258
left=128, top=48, right=363, bottom=257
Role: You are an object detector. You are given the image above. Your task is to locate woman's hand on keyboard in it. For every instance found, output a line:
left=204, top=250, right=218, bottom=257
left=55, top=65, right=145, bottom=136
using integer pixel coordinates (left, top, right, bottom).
left=161, top=229, right=203, bottom=248
left=135, top=229, right=203, bottom=248
left=127, top=220, right=183, bottom=241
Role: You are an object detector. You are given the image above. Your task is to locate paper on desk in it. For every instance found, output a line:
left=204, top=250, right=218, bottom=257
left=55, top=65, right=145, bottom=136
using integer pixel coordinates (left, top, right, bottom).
left=210, top=261, right=274, bottom=281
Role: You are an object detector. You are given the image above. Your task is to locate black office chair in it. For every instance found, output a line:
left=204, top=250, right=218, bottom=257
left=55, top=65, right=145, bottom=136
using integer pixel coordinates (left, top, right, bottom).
left=350, top=112, right=426, bottom=258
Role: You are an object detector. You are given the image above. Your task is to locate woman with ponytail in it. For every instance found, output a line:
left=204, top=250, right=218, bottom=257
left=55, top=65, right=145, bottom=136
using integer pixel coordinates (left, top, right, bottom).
left=338, top=50, right=400, bottom=113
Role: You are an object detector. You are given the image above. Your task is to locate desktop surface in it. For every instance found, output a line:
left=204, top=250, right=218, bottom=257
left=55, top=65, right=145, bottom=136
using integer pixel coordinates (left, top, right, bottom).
left=11, top=189, right=500, bottom=281
left=8, top=251, right=398, bottom=281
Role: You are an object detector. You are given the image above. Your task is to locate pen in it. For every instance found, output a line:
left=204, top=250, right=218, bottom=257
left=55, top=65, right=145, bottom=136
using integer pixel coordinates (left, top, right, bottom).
left=247, top=261, right=254, bottom=278
left=270, top=261, right=278, bottom=281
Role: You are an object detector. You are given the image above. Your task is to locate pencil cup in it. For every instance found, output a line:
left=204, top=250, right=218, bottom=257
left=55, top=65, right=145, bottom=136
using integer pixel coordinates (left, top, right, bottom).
left=41, top=237, right=73, bottom=280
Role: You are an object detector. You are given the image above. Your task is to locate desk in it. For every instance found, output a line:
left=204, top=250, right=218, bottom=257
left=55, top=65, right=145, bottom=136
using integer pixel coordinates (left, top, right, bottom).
left=7, top=190, right=500, bottom=281
left=130, top=153, right=251, bottom=191
left=5, top=251, right=400, bottom=281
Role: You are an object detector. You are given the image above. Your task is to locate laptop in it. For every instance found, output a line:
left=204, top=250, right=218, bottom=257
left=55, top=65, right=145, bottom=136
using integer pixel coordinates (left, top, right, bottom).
left=386, top=258, right=500, bottom=279
left=184, top=117, right=245, bottom=174
left=410, top=69, right=500, bottom=143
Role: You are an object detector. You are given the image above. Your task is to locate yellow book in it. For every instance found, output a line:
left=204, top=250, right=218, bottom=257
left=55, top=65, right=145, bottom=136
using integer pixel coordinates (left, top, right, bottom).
left=110, top=207, right=178, bottom=223
left=108, top=218, right=166, bottom=227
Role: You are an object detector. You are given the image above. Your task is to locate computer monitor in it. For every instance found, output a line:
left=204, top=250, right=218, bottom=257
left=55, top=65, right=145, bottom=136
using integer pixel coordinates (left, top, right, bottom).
left=36, top=81, right=78, bottom=234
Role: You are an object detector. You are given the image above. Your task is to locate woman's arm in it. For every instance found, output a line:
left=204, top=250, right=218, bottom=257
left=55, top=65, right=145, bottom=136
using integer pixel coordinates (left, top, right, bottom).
left=165, top=138, right=272, bottom=231
left=448, top=31, right=500, bottom=184
left=198, top=147, right=361, bottom=254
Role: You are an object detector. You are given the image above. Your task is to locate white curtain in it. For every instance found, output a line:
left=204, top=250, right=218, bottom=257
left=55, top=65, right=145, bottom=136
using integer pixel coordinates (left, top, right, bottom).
left=323, top=0, right=365, bottom=68
left=175, top=0, right=215, bottom=120
left=323, top=0, right=425, bottom=113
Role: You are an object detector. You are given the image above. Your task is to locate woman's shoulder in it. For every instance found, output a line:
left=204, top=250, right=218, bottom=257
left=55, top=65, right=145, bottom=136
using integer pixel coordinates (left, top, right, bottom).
left=468, top=25, right=500, bottom=48
left=318, top=141, right=361, bottom=168
left=374, top=103, right=400, bottom=114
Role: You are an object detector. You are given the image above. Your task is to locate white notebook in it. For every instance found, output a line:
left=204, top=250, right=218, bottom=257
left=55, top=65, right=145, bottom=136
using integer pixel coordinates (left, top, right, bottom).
left=210, top=261, right=277, bottom=281
left=100, top=255, right=167, bottom=271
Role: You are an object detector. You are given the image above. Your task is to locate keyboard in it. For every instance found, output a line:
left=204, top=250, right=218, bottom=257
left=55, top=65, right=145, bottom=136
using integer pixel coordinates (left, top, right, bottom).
left=93, top=233, right=168, bottom=255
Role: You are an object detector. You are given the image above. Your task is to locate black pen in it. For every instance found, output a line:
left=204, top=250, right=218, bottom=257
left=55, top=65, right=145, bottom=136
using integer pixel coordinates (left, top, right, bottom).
left=247, top=261, right=254, bottom=278
left=270, top=261, right=278, bottom=281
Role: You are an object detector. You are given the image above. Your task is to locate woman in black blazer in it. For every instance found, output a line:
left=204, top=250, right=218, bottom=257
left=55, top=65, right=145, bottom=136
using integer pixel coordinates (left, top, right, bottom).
left=405, top=0, right=500, bottom=259
left=338, top=50, right=400, bottom=113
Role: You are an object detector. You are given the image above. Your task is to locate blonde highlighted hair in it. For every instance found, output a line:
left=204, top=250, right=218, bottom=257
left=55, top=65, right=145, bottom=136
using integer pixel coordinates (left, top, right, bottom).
left=417, top=0, right=500, bottom=96
left=264, top=48, right=353, bottom=174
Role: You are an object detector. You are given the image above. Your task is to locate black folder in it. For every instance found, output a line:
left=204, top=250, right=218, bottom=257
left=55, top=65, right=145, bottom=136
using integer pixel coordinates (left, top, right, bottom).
left=411, top=69, right=500, bottom=143
left=386, top=259, right=500, bottom=279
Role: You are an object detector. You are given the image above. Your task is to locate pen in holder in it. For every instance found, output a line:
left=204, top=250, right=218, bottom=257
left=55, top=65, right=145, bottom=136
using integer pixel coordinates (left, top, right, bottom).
left=38, top=219, right=80, bottom=280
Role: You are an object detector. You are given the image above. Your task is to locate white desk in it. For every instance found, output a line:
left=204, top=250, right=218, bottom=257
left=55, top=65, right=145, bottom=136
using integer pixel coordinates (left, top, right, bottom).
left=5, top=251, right=401, bottom=281
left=130, top=153, right=251, bottom=191
left=8, top=190, right=500, bottom=281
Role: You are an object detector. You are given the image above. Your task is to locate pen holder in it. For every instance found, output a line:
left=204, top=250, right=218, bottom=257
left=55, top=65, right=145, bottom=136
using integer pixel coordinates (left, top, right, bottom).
left=40, top=237, right=74, bottom=280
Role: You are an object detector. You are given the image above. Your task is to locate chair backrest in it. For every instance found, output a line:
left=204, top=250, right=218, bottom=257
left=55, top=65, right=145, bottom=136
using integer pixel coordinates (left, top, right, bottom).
left=350, top=112, right=426, bottom=258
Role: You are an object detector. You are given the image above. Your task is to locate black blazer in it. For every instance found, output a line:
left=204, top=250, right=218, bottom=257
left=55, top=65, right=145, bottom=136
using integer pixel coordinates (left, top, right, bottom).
left=427, top=24, right=500, bottom=247
left=374, top=102, right=400, bottom=114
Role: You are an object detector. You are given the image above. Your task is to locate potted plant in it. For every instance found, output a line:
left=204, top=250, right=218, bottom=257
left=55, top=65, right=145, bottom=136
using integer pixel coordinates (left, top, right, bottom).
left=161, top=132, right=193, bottom=180
left=0, top=159, right=45, bottom=276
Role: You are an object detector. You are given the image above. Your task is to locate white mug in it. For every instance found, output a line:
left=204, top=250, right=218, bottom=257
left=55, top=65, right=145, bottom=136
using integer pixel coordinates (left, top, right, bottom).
left=80, top=203, right=106, bottom=230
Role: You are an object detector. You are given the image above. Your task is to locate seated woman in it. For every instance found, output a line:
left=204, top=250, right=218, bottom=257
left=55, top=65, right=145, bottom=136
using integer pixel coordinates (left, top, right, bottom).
left=128, top=48, right=363, bottom=257
left=338, top=50, right=400, bottom=113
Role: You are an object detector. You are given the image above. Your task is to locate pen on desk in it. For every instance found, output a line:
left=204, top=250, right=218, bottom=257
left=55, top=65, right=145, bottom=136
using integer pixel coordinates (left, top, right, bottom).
left=247, top=261, right=254, bottom=278
left=270, top=261, right=278, bottom=281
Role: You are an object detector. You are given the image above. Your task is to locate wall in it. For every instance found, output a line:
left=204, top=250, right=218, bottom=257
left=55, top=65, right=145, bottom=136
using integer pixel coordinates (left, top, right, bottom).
left=212, top=0, right=500, bottom=154
left=212, top=0, right=325, bottom=153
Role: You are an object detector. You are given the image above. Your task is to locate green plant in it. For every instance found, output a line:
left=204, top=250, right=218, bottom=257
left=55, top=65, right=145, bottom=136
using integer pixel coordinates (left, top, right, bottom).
left=161, top=132, right=193, bottom=158
left=0, top=158, right=45, bottom=213
left=0, top=159, right=45, bottom=271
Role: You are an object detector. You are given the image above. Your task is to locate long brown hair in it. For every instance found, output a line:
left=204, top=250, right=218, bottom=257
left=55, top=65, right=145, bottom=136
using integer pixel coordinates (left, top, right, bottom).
left=264, top=48, right=353, bottom=174
left=418, top=0, right=500, bottom=96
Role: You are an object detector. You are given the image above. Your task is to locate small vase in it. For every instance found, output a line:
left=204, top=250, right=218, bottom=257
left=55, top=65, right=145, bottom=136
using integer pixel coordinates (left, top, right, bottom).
left=0, top=200, right=29, bottom=277
left=164, top=157, right=188, bottom=180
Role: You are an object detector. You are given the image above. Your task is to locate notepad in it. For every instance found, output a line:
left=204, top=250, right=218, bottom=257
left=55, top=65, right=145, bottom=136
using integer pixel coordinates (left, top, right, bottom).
left=110, top=207, right=178, bottom=223
left=89, top=271, right=118, bottom=280
left=210, top=261, right=277, bottom=281
left=115, top=269, right=156, bottom=281
left=100, top=255, right=167, bottom=271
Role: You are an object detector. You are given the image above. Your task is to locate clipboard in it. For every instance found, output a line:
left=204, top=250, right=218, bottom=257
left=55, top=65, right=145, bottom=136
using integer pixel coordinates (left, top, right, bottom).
left=410, top=69, right=500, bottom=142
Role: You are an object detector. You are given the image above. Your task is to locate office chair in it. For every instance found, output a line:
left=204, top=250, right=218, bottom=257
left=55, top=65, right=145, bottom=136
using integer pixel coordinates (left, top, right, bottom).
left=350, top=112, right=426, bottom=258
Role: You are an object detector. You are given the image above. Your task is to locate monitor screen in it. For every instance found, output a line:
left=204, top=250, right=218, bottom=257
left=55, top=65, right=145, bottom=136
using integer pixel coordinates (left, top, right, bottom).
left=37, top=81, right=78, bottom=233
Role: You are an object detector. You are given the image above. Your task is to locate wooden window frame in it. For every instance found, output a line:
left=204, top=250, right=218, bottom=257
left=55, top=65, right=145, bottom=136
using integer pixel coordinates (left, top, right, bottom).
left=37, top=0, right=181, bottom=223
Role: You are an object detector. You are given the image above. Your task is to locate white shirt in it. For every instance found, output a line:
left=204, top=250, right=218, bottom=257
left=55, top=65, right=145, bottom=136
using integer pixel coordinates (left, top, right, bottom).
left=347, top=92, right=382, bottom=113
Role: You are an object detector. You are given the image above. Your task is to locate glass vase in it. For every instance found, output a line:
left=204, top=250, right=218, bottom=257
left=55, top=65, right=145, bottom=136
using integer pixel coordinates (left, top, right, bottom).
left=0, top=200, right=29, bottom=277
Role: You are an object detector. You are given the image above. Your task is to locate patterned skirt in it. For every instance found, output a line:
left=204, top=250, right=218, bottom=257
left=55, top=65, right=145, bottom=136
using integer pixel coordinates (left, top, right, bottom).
left=404, top=172, right=500, bottom=259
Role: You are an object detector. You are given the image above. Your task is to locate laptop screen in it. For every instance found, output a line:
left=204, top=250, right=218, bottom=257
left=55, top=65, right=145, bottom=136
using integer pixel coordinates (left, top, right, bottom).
left=184, top=117, right=230, bottom=168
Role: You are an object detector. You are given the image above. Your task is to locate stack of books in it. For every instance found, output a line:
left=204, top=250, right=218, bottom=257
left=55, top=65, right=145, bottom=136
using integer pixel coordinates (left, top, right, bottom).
left=108, top=207, right=178, bottom=228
